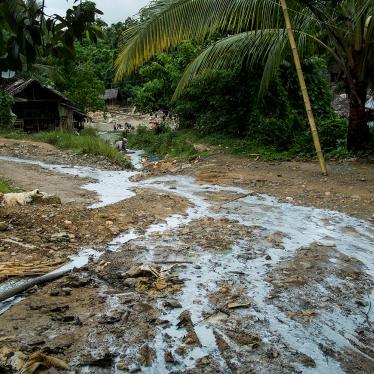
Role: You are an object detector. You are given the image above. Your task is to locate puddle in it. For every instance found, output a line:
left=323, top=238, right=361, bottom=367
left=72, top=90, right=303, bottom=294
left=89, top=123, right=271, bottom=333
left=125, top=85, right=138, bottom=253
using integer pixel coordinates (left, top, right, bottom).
left=0, top=153, right=373, bottom=373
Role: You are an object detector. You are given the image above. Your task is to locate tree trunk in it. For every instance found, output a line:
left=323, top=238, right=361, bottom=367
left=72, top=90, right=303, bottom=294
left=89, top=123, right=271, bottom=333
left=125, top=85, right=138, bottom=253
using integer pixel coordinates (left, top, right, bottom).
left=347, top=79, right=371, bottom=151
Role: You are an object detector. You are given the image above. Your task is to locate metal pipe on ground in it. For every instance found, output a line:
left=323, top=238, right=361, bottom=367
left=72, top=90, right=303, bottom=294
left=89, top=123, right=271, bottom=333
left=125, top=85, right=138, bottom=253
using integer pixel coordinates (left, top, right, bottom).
left=0, top=269, right=70, bottom=303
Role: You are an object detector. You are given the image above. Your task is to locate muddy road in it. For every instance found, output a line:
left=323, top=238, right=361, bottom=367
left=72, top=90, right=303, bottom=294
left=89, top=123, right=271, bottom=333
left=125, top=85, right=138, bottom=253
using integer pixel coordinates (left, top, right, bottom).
left=0, top=141, right=373, bottom=374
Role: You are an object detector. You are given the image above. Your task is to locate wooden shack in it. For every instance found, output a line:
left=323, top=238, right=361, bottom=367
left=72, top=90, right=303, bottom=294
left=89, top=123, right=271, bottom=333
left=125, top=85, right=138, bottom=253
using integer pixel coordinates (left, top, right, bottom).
left=5, top=79, right=86, bottom=132
left=100, top=88, right=120, bottom=106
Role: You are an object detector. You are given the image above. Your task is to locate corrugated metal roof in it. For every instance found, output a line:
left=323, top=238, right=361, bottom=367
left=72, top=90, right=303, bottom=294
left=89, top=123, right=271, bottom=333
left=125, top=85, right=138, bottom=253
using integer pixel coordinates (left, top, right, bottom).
left=100, top=88, right=119, bottom=101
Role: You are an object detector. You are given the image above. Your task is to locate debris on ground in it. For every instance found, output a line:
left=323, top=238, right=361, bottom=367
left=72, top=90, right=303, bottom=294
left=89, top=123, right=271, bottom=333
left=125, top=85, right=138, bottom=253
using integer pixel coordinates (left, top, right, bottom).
left=0, top=259, right=65, bottom=280
left=122, top=264, right=184, bottom=296
left=140, top=159, right=194, bottom=176
left=20, top=352, right=69, bottom=374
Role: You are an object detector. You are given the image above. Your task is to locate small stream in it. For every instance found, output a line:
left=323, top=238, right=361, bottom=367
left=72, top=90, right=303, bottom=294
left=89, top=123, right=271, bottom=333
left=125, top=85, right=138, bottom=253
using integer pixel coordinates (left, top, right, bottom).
left=0, top=152, right=373, bottom=373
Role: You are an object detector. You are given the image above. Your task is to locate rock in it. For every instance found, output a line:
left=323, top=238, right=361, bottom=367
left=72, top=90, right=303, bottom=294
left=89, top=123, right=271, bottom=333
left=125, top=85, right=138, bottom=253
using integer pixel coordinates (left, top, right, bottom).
left=116, top=362, right=128, bottom=371
left=98, top=311, right=123, bottom=324
left=123, top=277, right=138, bottom=288
left=285, top=197, right=294, bottom=202
left=164, top=351, right=175, bottom=363
left=50, top=289, right=60, bottom=296
left=138, top=344, right=155, bottom=367
left=28, top=339, right=45, bottom=346
left=324, top=191, right=331, bottom=197
left=265, top=254, right=272, bottom=261
left=81, top=351, right=114, bottom=367
left=163, top=299, right=182, bottom=309
left=68, top=276, right=90, bottom=288
left=0, top=221, right=9, bottom=231
left=61, top=287, right=72, bottom=296
left=50, top=232, right=75, bottom=243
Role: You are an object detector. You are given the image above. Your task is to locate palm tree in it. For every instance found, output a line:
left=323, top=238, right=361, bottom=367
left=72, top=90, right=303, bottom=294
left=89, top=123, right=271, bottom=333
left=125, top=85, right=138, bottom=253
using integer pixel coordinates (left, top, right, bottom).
left=115, top=0, right=374, bottom=151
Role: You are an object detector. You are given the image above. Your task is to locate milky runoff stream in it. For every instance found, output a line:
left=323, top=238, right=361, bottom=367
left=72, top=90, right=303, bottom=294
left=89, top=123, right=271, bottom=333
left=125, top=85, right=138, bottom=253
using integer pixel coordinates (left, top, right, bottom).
left=0, top=152, right=373, bottom=373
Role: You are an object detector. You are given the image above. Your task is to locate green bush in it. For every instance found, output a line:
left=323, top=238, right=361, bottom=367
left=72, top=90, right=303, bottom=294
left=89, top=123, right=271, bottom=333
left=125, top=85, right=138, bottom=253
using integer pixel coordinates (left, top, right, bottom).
left=128, top=126, right=292, bottom=161
left=128, top=126, right=199, bottom=159
left=0, top=178, right=15, bottom=193
left=0, top=91, right=14, bottom=128
left=131, top=41, right=197, bottom=113
left=174, top=58, right=334, bottom=152
left=291, top=116, right=348, bottom=156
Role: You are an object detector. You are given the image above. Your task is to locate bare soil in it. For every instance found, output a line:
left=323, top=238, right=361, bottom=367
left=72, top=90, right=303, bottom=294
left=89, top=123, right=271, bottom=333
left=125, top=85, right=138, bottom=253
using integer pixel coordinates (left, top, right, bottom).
left=191, top=154, right=374, bottom=221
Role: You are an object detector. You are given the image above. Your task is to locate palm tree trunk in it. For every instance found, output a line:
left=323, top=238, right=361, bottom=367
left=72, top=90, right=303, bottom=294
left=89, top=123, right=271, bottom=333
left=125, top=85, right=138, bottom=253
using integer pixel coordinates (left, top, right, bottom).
left=347, top=80, right=371, bottom=151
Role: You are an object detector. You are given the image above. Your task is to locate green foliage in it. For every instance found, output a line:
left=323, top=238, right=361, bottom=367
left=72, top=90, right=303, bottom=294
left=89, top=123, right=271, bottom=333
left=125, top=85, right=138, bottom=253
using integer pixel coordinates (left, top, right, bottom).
left=0, top=0, right=103, bottom=72
left=115, top=0, right=374, bottom=151
left=131, top=41, right=197, bottom=112
left=291, top=116, right=348, bottom=156
left=128, top=127, right=292, bottom=161
left=175, top=58, right=333, bottom=151
left=74, top=42, right=116, bottom=86
left=128, top=126, right=199, bottom=160
left=63, top=61, right=105, bottom=111
left=0, top=178, right=15, bottom=193
left=0, top=91, right=14, bottom=128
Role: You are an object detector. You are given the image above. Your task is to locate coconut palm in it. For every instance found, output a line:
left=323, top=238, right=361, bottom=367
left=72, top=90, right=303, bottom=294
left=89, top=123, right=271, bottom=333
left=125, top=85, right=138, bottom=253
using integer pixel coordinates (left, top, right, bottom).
left=115, top=0, right=374, bottom=151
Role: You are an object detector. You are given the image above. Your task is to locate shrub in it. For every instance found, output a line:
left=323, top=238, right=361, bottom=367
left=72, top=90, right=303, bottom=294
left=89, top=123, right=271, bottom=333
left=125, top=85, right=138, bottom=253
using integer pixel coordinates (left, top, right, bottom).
left=291, top=116, right=348, bottom=156
left=0, top=178, right=15, bottom=193
left=0, top=91, right=14, bottom=128
left=128, top=126, right=198, bottom=159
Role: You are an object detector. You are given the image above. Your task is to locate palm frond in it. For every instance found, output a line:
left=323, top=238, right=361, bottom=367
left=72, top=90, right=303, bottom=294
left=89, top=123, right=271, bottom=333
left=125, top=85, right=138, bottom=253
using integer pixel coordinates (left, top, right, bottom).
left=173, top=29, right=292, bottom=99
left=115, top=0, right=281, bottom=80
left=174, top=7, right=316, bottom=99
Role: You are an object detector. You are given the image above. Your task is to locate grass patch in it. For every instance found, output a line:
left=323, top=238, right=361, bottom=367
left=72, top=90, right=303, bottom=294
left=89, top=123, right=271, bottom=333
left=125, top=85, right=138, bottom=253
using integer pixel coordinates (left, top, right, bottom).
left=128, top=126, right=372, bottom=162
left=0, top=178, right=15, bottom=193
left=127, top=127, right=203, bottom=160
left=128, top=127, right=293, bottom=161
left=0, top=128, right=131, bottom=168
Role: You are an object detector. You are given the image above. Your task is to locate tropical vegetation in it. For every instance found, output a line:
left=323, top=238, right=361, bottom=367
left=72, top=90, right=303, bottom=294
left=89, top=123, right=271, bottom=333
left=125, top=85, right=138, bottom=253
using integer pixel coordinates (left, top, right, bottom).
left=116, top=0, right=374, bottom=151
left=0, top=0, right=373, bottom=161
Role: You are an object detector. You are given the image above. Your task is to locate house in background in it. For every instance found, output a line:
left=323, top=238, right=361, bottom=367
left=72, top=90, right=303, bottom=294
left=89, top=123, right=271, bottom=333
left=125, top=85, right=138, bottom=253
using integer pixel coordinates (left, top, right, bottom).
left=4, top=79, right=86, bottom=132
left=100, top=88, right=120, bottom=106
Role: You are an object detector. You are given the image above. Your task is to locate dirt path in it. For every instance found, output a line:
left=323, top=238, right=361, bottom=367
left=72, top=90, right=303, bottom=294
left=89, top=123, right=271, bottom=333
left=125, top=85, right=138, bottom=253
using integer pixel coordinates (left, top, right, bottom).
left=1, top=160, right=95, bottom=205
left=0, top=141, right=373, bottom=374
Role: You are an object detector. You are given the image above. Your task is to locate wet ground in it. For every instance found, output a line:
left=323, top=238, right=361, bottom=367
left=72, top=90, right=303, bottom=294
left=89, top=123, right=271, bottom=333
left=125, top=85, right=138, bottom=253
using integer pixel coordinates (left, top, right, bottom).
left=0, top=147, right=374, bottom=373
